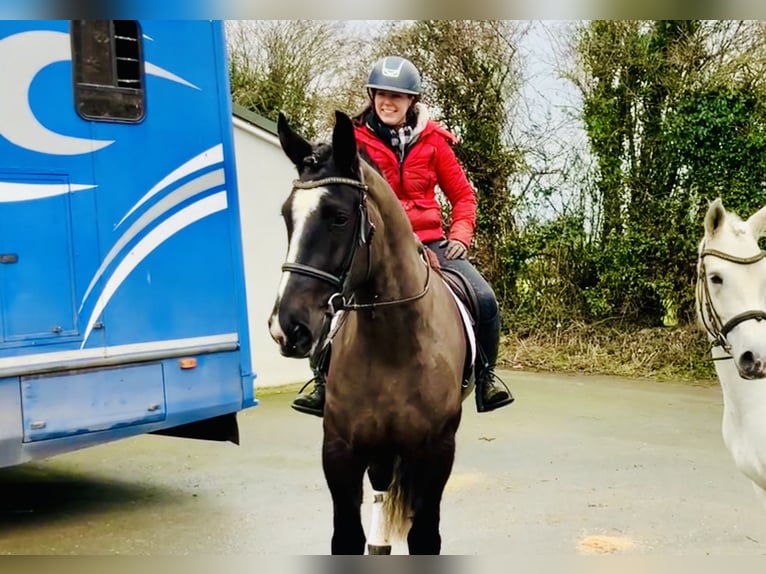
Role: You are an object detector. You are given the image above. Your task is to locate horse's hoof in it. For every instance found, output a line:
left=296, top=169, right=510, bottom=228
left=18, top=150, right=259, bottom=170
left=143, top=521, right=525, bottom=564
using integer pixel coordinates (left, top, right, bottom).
left=367, top=544, right=392, bottom=555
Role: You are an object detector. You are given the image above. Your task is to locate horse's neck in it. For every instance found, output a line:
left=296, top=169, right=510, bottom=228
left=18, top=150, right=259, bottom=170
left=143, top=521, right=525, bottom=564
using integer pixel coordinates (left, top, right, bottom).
left=714, top=357, right=766, bottom=489
left=357, top=223, right=427, bottom=307
left=356, top=172, right=428, bottom=306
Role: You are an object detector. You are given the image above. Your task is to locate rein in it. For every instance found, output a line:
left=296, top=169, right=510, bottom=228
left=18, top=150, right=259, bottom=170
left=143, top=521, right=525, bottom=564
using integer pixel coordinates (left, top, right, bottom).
left=337, top=256, right=431, bottom=313
left=281, top=175, right=431, bottom=314
left=697, top=246, right=766, bottom=358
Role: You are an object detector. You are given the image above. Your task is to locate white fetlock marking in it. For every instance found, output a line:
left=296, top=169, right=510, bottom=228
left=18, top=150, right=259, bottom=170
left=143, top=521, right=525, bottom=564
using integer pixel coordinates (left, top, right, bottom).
left=368, top=490, right=390, bottom=547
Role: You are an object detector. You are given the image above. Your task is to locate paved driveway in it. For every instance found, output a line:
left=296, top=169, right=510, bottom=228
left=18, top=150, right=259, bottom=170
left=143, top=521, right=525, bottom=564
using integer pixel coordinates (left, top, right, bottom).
left=0, top=371, right=764, bottom=555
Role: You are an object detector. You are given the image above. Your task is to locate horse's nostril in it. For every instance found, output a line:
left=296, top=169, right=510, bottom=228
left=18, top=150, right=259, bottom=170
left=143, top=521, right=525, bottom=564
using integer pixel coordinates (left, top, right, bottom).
left=278, top=321, right=314, bottom=357
left=293, top=322, right=312, bottom=345
left=737, top=350, right=766, bottom=379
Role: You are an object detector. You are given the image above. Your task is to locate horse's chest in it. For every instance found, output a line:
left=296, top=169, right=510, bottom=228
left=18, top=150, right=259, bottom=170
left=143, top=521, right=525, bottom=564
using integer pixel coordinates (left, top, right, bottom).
left=329, top=403, right=443, bottom=446
left=359, top=410, right=435, bottom=438
left=721, top=391, right=766, bottom=488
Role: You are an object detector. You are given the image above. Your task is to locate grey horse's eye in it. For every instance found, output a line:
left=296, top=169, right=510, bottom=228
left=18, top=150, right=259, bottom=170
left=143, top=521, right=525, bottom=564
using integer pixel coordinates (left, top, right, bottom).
left=710, top=273, right=723, bottom=285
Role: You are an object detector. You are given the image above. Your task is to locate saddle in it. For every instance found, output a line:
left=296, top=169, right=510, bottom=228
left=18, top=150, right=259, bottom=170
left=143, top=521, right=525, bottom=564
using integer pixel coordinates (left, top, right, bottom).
left=439, top=267, right=480, bottom=328
left=422, top=246, right=480, bottom=390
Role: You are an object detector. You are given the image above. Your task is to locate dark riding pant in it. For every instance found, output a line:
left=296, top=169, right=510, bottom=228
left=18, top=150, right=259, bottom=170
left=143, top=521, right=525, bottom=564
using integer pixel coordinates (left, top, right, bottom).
left=424, top=240, right=500, bottom=378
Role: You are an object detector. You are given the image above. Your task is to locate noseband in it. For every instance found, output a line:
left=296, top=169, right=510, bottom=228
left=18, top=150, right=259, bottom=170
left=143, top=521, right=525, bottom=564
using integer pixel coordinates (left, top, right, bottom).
left=281, top=175, right=430, bottom=314
left=697, top=247, right=766, bottom=356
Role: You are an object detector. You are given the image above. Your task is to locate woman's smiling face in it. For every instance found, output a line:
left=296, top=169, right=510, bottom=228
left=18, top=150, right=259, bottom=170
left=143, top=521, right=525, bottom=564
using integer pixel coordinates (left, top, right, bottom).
left=373, top=90, right=414, bottom=127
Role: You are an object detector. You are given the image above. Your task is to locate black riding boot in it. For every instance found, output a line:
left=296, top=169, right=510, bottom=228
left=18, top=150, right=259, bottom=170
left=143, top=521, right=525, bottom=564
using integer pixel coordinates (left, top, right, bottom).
left=291, top=347, right=330, bottom=417
left=475, top=313, right=514, bottom=413
left=475, top=368, right=514, bottom=413
left=291, top=374, right=326, bottom=417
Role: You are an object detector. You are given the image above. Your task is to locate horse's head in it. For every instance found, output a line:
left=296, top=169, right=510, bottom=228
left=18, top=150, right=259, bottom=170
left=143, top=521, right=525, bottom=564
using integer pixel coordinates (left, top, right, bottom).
left=268, top=111, right=374, bottom=358
left=697, top=198, right=766, bottom=379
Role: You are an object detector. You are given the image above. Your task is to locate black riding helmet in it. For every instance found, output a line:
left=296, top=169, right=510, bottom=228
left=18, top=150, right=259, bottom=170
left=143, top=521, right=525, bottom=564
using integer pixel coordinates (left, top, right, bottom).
left=365, top=56, right=421, bottom=98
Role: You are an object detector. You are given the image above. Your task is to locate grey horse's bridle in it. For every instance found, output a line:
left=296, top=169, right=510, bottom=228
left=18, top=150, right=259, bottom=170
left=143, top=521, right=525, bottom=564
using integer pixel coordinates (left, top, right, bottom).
left=696, top=246, right=766, bottom=356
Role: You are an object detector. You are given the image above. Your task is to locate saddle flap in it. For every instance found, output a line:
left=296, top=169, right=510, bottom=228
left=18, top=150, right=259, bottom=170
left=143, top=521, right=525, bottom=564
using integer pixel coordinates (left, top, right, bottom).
left=438, top=266, right=481, bottom=328
left=437, top=267, right=479, bottom=387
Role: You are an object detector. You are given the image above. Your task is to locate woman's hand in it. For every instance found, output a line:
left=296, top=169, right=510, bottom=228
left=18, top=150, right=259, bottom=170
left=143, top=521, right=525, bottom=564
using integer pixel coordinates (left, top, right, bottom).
left=439, top=239, right=468, bottom=260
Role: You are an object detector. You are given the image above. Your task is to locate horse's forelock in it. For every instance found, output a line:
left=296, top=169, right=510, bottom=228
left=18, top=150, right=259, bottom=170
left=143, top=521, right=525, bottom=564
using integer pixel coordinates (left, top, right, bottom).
left=313, top=144, right=332, bottom=164
left=703, top=211, right=753, bottom=258
left=295, top=144, right=333, bottom=179
left=719, top=212, right=748, bottom=239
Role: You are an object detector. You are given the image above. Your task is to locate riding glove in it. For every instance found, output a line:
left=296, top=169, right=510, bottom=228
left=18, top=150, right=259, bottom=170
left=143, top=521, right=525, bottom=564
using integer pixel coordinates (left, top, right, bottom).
left=439, top=239, right=468, bottom=260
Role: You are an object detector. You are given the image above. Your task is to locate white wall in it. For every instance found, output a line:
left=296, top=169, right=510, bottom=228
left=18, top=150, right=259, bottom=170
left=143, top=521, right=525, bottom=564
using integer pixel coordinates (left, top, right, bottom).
left=232, top=116, right=312, bottom=388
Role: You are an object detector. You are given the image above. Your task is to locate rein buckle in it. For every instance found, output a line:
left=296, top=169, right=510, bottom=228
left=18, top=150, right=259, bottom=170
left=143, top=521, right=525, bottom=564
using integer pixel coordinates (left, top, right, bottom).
left=327, top=293, right=346, bottom=315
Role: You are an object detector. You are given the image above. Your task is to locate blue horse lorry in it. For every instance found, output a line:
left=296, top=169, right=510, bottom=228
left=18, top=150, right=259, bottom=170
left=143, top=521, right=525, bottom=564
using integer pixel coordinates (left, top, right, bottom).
left=0, top=20, right=258, bottom=468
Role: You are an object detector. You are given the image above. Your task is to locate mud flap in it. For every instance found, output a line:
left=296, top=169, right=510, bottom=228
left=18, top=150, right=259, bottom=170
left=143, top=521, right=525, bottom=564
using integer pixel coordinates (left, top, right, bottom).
left=151, top=412, right=240, bottom=445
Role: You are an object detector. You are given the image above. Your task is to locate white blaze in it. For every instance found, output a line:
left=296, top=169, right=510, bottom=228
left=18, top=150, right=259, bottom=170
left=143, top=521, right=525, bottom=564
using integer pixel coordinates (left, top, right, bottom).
left=268, top=187, right=328, bottom=342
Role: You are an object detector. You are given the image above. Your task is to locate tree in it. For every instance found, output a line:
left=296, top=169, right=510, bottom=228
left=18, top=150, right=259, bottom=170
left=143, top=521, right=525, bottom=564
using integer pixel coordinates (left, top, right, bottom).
left=226, top=20, right=370, bottom=139
left=568, top=20, right=766, bottom=326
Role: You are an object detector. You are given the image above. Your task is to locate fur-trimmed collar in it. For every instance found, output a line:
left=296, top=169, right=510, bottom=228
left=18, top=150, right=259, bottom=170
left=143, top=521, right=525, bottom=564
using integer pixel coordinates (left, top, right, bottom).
left=411, top=102, right=430, bottom=136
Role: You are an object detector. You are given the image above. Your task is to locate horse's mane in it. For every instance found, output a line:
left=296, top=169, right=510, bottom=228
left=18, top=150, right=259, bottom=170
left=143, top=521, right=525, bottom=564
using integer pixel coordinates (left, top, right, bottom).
left=360, top=159, right=386, bottom=189
left=359, top=146, right=384, bottom=177
left=359, top=160, right=419, bottom=249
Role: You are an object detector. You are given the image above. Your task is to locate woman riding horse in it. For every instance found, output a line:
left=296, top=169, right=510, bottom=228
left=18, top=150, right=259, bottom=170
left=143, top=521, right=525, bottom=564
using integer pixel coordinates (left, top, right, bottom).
left=272, top=109, right=489, bottom=553
left=293, top=55, right=514, bottom=417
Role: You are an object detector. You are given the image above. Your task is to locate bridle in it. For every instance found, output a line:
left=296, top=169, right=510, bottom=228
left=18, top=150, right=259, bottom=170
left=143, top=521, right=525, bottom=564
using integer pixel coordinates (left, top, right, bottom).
left=280, top=174, right=431, bottom=315
left=696, top=246, right=766, bottom=357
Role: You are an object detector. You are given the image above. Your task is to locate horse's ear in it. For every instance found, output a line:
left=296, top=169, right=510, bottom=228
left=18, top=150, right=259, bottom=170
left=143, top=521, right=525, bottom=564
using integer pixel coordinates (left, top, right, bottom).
left=277, top=112, right=313, bottom=170
left=332, top=110, right=359, bottom=176
left=704, top=197, right=726, bottom=237
left=747, top=202, right=766, bottom=238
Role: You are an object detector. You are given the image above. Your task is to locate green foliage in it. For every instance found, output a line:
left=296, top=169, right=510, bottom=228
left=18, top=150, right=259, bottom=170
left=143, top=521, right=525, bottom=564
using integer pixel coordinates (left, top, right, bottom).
left=669, top=87, right=766, bottom=214
left=505, top=20, right=766, bottom=361
left=506, top=213, right=593, bottom=330
left=560, top=20, right=766, bottom=332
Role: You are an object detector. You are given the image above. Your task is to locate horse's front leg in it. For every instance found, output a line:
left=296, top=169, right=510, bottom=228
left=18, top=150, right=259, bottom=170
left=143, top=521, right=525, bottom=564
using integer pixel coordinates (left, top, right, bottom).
left=366, top=451, right=396, bottom=554
left=322, top=435, right=367, bottom=555
left=407, top=432, right=457, bottom=555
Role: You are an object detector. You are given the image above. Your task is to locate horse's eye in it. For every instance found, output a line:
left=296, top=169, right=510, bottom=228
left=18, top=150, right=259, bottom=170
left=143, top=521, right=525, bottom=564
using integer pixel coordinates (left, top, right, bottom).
left=710, top=274, right=723, bottom=285
left=332, top=213, right=349, bottom=228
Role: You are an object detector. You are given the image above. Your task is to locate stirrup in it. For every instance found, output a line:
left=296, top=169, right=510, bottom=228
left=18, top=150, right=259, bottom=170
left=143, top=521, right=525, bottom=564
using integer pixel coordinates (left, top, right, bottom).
left=291, top=375, right=325, bottom=417
left=476, top=371, right=514, bottom=413
left=296, top=376, right=321, bottom=394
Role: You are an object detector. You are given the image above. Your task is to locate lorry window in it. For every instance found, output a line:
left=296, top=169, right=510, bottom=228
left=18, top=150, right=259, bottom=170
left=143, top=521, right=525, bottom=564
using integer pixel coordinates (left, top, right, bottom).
left=71, top=20, right=145, bottom=123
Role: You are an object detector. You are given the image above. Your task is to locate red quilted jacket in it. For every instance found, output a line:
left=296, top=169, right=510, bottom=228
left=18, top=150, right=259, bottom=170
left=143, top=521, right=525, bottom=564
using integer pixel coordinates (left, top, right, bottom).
left=353, top=111, right=477, bottom=247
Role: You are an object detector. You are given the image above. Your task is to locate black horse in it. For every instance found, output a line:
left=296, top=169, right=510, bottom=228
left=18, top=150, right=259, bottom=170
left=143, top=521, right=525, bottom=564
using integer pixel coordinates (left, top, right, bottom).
left=268, top=111, right=470, bottom=554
